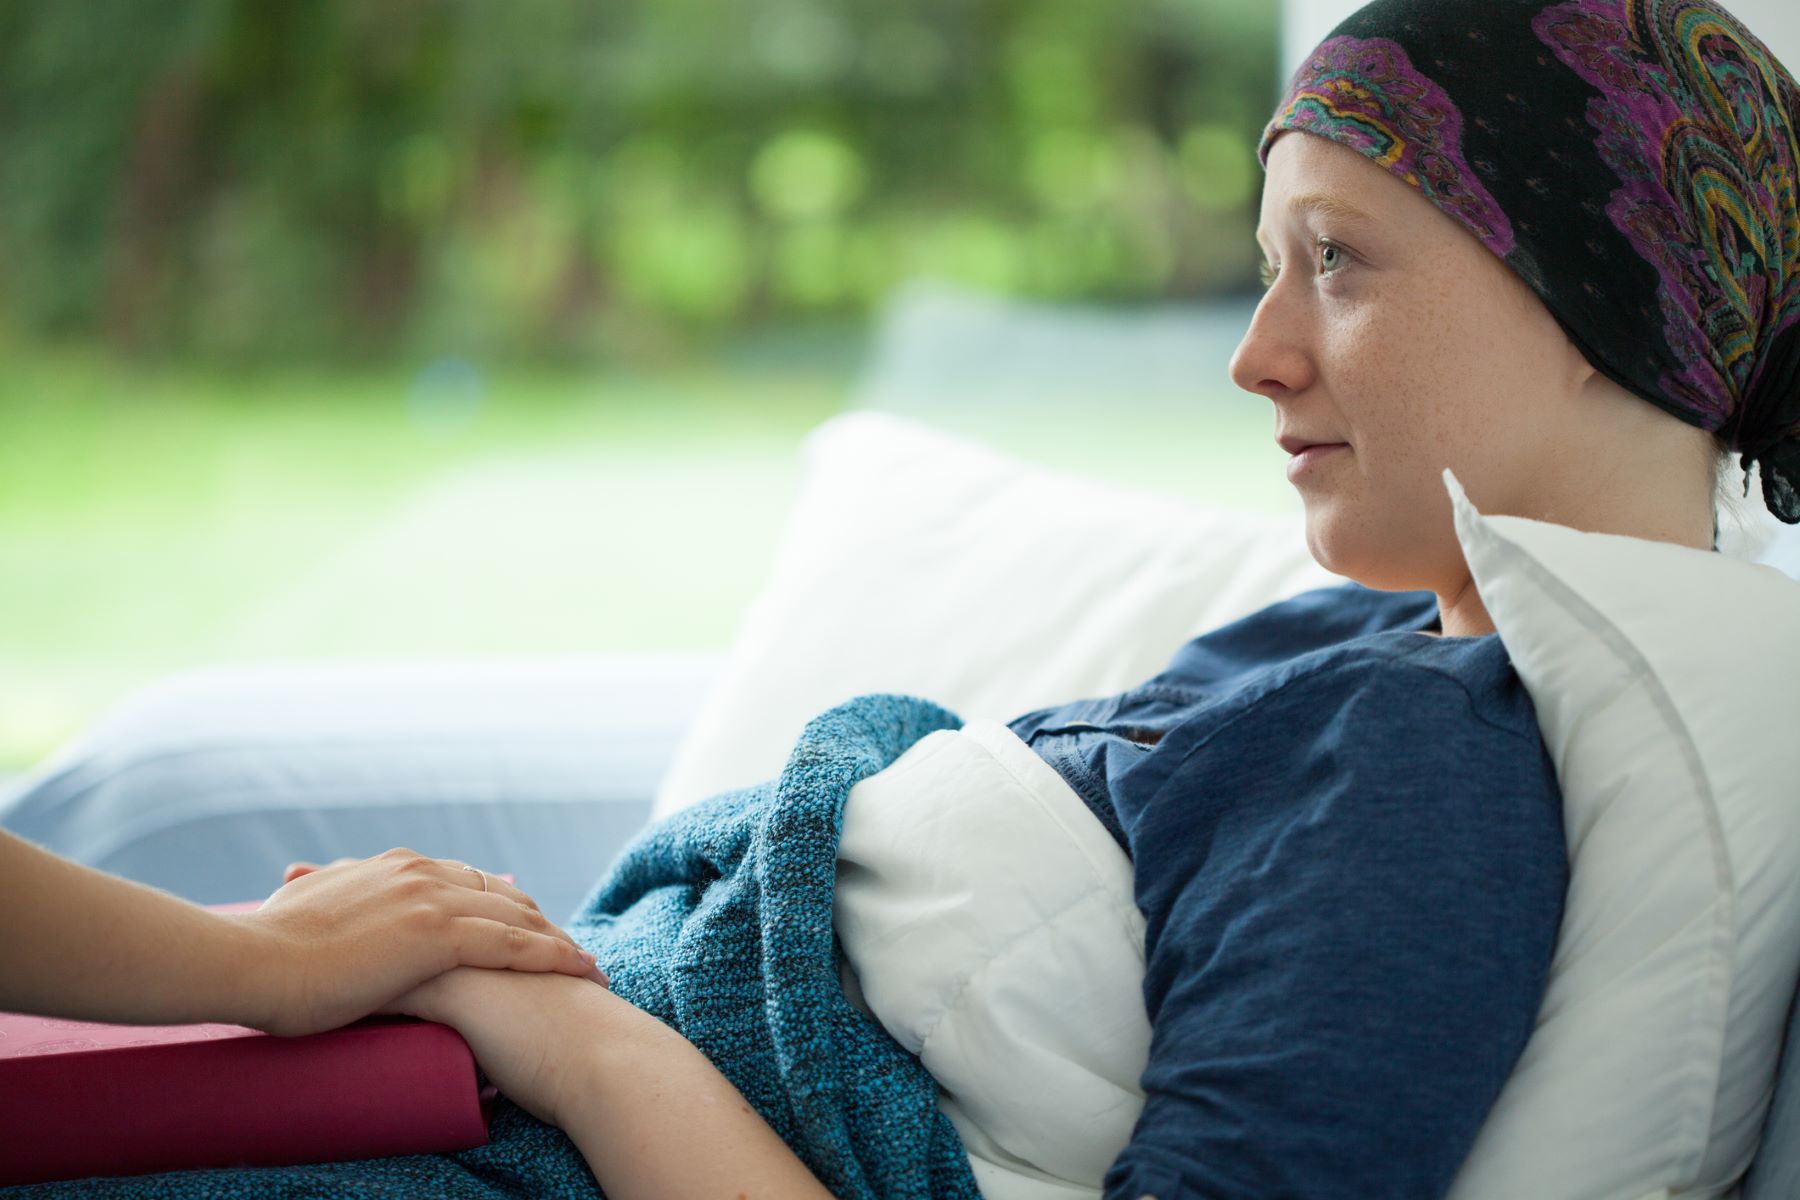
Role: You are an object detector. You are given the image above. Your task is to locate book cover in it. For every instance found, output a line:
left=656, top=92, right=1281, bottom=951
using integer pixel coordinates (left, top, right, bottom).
left=0, top=894, right=501, bottom=1187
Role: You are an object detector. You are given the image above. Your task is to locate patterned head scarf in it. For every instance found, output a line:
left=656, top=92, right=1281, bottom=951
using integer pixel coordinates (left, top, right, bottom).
left=1260, top=0, right=1800, bottom=523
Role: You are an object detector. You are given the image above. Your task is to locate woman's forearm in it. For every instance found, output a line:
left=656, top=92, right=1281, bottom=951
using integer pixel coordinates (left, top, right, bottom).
left=0, top=829, right=266, bottom=1026
left=555, top=988, right=835, bottom=1200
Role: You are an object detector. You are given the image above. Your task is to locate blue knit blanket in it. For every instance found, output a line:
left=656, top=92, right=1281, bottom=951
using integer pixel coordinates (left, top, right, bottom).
left=6, top=694, right=982, bottom=1200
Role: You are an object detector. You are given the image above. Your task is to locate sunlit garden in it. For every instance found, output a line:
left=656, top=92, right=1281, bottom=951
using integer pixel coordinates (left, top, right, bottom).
left=0, top=0, right=1287, bottom=771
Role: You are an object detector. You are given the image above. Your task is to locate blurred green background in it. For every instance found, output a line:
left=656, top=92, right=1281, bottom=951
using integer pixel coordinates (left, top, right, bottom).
left=0, top=0, right=1285, bottom=772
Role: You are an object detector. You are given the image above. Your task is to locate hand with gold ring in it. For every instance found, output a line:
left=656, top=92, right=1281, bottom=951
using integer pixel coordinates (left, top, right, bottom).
left=217, top=847, right=610, bottom=1038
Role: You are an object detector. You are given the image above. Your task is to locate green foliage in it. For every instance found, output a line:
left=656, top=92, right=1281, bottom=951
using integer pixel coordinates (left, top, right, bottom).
left=0, top=0, right=1278, bottom=363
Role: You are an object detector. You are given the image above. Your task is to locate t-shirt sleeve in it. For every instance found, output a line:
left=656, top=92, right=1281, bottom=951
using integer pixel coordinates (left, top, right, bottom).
left=1102, top=661, right=1568, bottom=1200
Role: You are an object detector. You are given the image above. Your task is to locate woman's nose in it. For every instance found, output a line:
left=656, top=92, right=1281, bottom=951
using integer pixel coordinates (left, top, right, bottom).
left=1228, top=286, right=1313, bottom=401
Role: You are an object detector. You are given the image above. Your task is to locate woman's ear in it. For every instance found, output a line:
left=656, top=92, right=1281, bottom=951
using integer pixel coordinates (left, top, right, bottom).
left=1568, top=346, right=1599, bottom=393
left=1551, top=322, right=1602, bottom=398
left=1506, top=263, right=1595, bottom=400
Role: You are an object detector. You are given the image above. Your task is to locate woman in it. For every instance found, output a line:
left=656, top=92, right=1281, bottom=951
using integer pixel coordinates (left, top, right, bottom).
left=357, top=2, right=1797, bottom=1197
left=0, top=830, right=602, bottom=1038
left=386, top=1, right=1796, bottom=1196
left=15, top=1, right=1797, bottom=1197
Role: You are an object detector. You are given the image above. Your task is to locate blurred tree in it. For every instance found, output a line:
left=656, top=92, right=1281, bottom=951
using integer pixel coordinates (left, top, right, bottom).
left=0, top=0, right=1278, bottom=365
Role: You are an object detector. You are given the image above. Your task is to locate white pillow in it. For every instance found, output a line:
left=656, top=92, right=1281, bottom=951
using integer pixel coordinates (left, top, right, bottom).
left=650, top=412, right=1336, bottom=819
left=834, top=717, right=1148, bottom=1200
left=1441, top=470, right=1800, bottom=1200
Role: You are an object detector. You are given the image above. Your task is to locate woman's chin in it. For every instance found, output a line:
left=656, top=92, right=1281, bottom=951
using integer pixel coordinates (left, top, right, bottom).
left=1301, top=512, right=1395, bottom=590
left=1299, top=507, right=1352, bottom=576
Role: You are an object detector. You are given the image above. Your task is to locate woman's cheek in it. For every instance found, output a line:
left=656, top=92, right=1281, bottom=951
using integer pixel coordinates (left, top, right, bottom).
left=1318, top=304, right=1391, bottom=397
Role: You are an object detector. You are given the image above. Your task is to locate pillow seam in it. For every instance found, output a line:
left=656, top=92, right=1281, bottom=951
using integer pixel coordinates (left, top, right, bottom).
left=963, top=720, right=1146, bottom=951
left=1482, top=525, right=1737, bottom=1192
left=912, top=881, right=1117, bottom=1059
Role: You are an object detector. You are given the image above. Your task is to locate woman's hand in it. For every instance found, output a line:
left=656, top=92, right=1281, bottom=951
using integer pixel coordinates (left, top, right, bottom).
left=394, top=966, right=838, bottom=1200
left=235, top=848, right=605, bottom=1037
left=382, top=963, right=625, bottom=1129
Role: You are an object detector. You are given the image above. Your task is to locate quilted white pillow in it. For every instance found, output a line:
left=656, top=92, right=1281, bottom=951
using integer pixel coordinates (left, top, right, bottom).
left=650, top=411, right=1335, bottom=819
left=1440, top=471, right=1800, bottom=1200
left=835, top=718, right=1148, bottom=1200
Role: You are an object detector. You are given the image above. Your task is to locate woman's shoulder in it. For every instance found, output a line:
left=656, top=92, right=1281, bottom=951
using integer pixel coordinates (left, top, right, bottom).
left=1137, top=581, right=1436, bottom=698
left=1155, top=627, right=1545, bottom=768
left=1108, top=583, right=1537, bottom=755
left=1115, top=642, right=1562, bottom=868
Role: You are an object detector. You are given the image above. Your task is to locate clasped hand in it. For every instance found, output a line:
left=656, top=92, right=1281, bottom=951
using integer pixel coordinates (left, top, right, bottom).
left=379, top=962, right=627, bottom=1129
left=243, top=848, right=608, bottom=1037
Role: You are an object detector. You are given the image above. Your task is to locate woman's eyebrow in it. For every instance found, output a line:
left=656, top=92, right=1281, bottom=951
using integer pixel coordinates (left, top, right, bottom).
left=1285, top=191, right=1377, bottom=225
left=1255, top=190, right=1379, bottom=253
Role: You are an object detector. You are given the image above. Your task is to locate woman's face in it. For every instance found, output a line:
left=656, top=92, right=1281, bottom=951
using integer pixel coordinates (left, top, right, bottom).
left=1232, top=131, right=1594, bottom=596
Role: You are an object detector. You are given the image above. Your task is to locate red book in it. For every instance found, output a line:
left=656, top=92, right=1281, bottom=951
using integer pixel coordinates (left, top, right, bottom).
left=0, top=895, right=503, bottom=1187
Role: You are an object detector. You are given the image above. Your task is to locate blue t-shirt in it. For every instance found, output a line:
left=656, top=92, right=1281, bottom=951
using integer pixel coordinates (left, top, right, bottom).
left=1006, top=583, right=1568, bottom=1200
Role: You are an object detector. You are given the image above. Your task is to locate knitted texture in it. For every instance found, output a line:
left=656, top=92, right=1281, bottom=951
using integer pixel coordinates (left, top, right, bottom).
left=4, top=693, right=980, bottom=1200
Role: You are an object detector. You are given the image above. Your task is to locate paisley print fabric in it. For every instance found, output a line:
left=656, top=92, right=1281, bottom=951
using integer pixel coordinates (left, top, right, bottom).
left=1261, top=0, right=1800, bottom=522
left=1263, top=36, right=1516, bottom=256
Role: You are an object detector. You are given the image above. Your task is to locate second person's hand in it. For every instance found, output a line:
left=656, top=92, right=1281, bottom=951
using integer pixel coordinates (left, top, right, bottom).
left=231, top=847, right=603, bottom=1037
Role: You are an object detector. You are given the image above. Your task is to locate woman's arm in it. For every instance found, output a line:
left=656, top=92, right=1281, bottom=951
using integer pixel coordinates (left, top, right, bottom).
left=0, top=829, right=598, bottom=1035
left=393, top=966, right=835, bottom=1200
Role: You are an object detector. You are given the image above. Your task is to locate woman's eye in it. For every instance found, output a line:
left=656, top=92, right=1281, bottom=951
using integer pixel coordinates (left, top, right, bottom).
left=1259, top=241, right=1347, bottom=288
left=1267, top=239, right=1353, bottom=287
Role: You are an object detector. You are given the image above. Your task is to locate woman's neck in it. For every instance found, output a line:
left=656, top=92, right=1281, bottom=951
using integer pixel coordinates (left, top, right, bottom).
left=1432, top=574, right=1495, bottom=639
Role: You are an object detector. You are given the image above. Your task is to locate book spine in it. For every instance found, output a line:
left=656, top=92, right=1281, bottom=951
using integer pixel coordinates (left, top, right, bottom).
left=0, top=1018, right=489, bottom=1187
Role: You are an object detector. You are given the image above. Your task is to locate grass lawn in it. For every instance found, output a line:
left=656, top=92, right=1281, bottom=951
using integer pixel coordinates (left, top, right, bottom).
left=0, top=323, right=1291, bottom=773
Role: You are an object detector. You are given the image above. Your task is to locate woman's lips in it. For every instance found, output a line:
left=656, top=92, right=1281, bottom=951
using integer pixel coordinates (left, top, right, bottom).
left=1285, top=443, right=1349, bottom=483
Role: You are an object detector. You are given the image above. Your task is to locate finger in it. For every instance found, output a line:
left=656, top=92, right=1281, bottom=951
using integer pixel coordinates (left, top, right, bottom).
left=450, top=918, right=603, bottom=979
left=438, top=860, right=543, bottom=913
left=285, top=856, right=358, bottom=883
left=449, top=888, right=588, bottom=955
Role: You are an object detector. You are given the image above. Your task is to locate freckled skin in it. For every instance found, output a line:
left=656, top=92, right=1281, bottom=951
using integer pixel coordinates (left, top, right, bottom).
left=1232, top=133, right=1714, bottom=637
